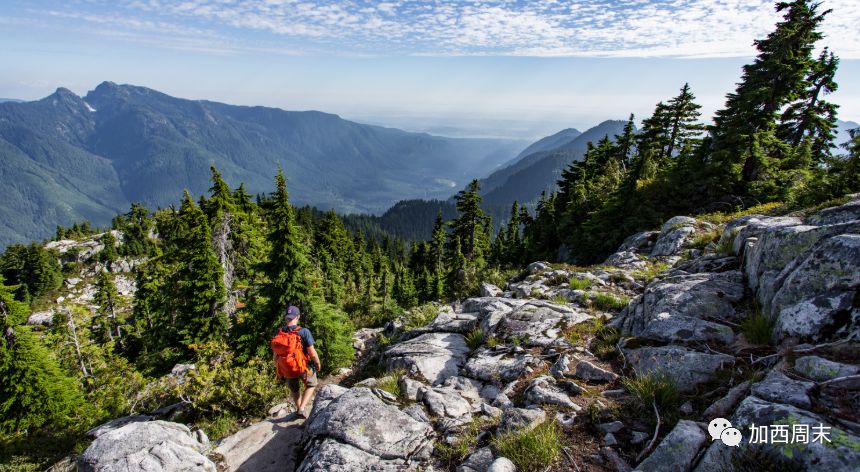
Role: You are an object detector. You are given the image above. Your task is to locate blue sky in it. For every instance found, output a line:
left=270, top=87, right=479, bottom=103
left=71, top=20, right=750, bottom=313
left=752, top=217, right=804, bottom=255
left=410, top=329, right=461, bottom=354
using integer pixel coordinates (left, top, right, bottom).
left=2, top=0, right=858, bottom=138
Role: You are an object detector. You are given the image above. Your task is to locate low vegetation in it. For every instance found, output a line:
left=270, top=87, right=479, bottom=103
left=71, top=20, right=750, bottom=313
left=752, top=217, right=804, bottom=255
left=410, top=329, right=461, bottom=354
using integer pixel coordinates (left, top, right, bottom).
left=492, top=421, right=562, bottom=470
left=588, top=292, right=630, bottom=311
left=623, top=373, right=681, bottom=421
left=741, top=311, right=776, bottom=346
left=435, top=417, right=495, bottom=467
left=465, top=328, right=486, bottom=350
left=568, top=277, right=593, bottom=290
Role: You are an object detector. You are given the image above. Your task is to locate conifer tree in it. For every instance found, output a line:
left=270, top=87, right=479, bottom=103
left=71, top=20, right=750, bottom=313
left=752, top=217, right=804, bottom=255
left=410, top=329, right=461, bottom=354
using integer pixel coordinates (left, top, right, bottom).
left=710, top=0, right=830, bottom=193
left=93, top=271, right=121, bottom=348
left=449, top=180, right=491, bottom=262
left=100, top=231, right=119, bottom=266
left=0, top=276, right=83, bottom=432
left=241, top=170, right=312, bottom=356
left=173, top=192, right=228, bottom=348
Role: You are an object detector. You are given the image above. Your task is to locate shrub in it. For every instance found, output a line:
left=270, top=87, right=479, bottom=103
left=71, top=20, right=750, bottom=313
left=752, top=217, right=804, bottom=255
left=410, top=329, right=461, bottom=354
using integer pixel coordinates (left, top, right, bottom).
left=690, top=227, right=721, bottom=249
left=588, top=292, right=630, bottom=311
left=465, top=328, right=486, bottom=350
left=402, top=303, right=439, bottom=330
left=568, top=277, right=593, bottom=290
left=492, top=421, right=561, bottom=470
left=741, top=312, right=775, bottom=346
left=175, top=342, right=280, bottom=418
left=698, top=202, right=785, bottom=225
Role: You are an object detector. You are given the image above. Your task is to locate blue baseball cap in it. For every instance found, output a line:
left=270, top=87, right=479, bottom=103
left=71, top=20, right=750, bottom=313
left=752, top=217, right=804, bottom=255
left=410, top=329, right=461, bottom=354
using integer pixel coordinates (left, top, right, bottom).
left=285, top=305, right=300, bottom=320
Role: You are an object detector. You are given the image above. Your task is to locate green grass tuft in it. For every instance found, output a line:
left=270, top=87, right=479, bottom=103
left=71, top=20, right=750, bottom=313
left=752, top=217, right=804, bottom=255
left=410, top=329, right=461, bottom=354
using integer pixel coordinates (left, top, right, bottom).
left=623, top=373, right=680, bottom=415
left=465, top=328, right=486, bottom=350
left=435, top=418, right=495, bottom=466
left=568, top=277, right=593, bottom=290
left=588, top=292, right=630, bottom=311
left=492, top=421, right=562, bottom=471
left=741, top=312, right=775, bottom=346
left=375, top=370, right=405, bottom=399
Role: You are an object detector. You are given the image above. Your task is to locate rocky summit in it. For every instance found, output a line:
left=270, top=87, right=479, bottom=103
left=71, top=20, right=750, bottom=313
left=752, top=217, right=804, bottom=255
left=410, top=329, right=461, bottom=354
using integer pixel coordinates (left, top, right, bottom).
left=78, top=195, right=860, bottom=471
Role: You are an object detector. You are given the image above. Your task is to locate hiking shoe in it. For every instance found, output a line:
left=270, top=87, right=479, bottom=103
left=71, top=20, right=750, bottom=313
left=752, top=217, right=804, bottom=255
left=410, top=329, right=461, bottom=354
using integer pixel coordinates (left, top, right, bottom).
left=296, top=408, right=308, bottom=419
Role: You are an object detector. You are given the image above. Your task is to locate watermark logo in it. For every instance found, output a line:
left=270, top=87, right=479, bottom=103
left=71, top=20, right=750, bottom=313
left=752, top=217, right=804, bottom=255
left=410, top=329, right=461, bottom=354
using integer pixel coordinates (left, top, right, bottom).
left=709, top=418, right=742, bottom=446
left=709, top=418, right=833, bottom=446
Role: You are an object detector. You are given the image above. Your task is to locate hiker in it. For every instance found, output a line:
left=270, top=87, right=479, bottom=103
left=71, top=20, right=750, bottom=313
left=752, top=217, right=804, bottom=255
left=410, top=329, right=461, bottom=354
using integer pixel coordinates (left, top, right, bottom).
left=271, top=305, right=322, bottom=418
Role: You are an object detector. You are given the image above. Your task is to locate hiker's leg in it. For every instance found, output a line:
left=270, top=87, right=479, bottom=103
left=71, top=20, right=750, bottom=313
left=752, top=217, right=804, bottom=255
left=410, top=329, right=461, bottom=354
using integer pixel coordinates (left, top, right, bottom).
left=297, top=369, right=320, bottom=411
left=287, top=378, right=301, bottom=410
left=298, top=386, right=315, bottom=411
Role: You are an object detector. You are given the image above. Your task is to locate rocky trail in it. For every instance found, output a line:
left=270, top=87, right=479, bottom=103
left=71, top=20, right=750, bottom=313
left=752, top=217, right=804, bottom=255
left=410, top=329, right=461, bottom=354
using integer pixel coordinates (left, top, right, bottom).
left=76, top=195, right=860, bottom=471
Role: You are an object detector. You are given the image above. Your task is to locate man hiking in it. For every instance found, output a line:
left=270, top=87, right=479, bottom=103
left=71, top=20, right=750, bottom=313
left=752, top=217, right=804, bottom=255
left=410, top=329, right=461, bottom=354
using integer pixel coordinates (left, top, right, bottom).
left=271, top=305, right=322, bottom=418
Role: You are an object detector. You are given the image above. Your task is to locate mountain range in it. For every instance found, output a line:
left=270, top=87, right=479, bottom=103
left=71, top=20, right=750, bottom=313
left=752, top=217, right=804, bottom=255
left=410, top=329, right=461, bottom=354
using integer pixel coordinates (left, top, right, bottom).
left=0, top=82, right=527, bottom=248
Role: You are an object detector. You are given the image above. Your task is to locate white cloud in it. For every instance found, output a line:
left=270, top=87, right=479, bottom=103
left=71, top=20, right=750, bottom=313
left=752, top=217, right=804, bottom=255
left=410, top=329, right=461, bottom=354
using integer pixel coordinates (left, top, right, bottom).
left=18, top=1, right=860, bottom=58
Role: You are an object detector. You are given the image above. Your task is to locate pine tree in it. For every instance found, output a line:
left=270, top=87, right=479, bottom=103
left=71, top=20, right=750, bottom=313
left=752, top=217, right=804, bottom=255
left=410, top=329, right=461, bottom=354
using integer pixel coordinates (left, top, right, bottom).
left=663, top=83, right=705, bottom=160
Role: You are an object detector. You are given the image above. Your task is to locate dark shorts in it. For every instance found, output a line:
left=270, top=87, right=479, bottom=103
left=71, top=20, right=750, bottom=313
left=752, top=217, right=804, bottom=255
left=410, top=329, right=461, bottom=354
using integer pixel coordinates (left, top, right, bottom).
left=283, top=369, right=319, bottom=394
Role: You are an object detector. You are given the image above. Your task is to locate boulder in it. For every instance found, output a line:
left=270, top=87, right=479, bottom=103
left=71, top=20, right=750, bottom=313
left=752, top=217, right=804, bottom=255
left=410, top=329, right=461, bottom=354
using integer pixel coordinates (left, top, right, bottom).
left=625, top=346, right=734, bottom=393
left=794, top=356, right=860, bottom=382
left=573, top=361, right=619, bottom=383
left=499, top=408, right=546, bottom=433
left=495, top=301, right=591, bottom=346
left=604, top=251, right=649, bottom=269
left=426, top=309, right=479, bottom=334
left=480, top=283, right=504, bottom=298
left=298, top=438, right=418, bottom=471
left=694, top=396, right=860, bottom=472
left=384, top=332, right=470, bottom=385
left=461, top=298, right=526, bottom=334
left=417, top=386, right=473, bottom=419
left=526, top=261, right=551, bottom=274
left=651, top=216, right=699, bottom=257
left=399, top=377, right=426, bottom=402
left=353, top=327, right=384, bottom=352
left=769, top=234, right=860, bottom=341
left=85, top=415, right=152, bottom=439
left=487, top=457, right=516, bottom=472
left=27, top=310, right=54, bottom=326
left=806, top=195, right=860, bottom=225
left=304, top=387, right=433, bottom=460
left=524, top=376, right=578, bottom=408
left=616, top=230, right=659, bottom=254
left=616, top=272, right=743, bottom=345
left=214, top=415, right=304, bottom=472
left=635, top=420, right=707, bottom=472
left=78, top=420, right=215, bottom=472
left=750, top=370, right=814, bottom=409
left=462, top=349, right=544, bottom=384
left=457, top=446, right=494, bottom=472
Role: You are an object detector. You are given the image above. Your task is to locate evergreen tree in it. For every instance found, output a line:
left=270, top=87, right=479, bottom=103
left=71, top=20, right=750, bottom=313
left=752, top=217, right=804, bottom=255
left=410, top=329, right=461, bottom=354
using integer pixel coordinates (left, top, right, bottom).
left=238, top=170, right=311, bottom=357
left=173, top=193, right=228, bottom=348
left=93, top=271, right=122, bottom=348
left=709, top=0, right=831, bottom=195
left=449, top=180, right=491, bottom=262
left=100, top=231, right=118, bottom=266
left=0, top=276, right=83, bottom=432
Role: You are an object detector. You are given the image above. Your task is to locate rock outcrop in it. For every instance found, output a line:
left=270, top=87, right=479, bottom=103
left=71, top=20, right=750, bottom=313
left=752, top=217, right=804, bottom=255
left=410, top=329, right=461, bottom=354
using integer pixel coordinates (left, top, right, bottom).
left=78, top=421, right=215, bottom=472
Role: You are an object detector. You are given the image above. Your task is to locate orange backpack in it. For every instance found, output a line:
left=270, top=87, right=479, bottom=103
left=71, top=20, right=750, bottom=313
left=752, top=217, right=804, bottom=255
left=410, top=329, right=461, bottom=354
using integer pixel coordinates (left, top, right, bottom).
left=271, top=327, right=309, bottom=378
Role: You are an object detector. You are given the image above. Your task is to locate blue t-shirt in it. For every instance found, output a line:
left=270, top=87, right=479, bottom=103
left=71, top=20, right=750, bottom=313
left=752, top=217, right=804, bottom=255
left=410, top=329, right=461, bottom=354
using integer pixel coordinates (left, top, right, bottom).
left=281, top=325, right=314, bottom=351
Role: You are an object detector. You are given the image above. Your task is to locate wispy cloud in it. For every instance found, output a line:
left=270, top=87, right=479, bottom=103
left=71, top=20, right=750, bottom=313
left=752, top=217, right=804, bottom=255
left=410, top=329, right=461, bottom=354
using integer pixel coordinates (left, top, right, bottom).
left=11, top=0, right=860, bottom=58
